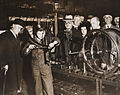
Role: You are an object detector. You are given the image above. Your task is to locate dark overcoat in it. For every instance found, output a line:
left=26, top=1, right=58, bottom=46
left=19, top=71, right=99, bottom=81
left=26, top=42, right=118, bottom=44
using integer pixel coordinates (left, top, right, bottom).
left=0, top=30, right=23, bottom=94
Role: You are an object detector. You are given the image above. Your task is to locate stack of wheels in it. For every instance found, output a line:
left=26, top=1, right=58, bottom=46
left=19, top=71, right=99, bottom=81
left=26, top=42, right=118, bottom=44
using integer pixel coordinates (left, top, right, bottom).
left=82, top=29, right=120, bottom=78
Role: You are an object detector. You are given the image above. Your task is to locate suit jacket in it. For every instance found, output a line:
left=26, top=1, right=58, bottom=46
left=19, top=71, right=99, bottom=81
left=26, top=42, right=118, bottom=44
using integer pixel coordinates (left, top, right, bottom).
left=0, top=30, right=23, bottom=94
left=102, top=24, right=120, bottom=31
left=72, top=27, right=83, bottom=52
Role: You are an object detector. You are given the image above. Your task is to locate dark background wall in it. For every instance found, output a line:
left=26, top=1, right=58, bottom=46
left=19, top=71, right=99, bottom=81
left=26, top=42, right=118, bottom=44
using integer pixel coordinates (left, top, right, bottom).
left=66, top=0, right=120, bottom=16
left=1, top=0, right=120, bottom=15
left=0, top=0, right=120, bottom=29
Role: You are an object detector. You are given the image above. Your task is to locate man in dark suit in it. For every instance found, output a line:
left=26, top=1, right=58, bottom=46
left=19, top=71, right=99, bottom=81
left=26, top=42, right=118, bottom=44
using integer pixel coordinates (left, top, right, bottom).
left=72, top=15, right=82, bottom=52
left=102, top=14, right=120, bottom=31
left=0, top=19, right=25, bottom=95
left=63, top=14, right=74, bottom=66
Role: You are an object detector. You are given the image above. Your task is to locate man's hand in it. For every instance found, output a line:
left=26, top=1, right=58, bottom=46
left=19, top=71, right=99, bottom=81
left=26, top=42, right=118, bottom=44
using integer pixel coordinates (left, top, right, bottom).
left=28, top=44, right=35, bottom=49
left=48, top=41, right=58, bottom=49
left=26, top=44, right=35, bottom=54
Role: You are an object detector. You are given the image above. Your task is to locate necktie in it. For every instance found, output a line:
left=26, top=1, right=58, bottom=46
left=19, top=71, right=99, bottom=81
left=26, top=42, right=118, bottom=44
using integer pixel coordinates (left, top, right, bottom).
left=16, top=36, right=20, bottom=46
left=16, top=36, right=19, bottom=40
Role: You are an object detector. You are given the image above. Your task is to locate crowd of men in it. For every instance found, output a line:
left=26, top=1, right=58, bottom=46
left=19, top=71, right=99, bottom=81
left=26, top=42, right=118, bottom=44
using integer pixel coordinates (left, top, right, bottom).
left=0, top=14, right=120, bottom=95
left=57, top=14, right=120, bottom=66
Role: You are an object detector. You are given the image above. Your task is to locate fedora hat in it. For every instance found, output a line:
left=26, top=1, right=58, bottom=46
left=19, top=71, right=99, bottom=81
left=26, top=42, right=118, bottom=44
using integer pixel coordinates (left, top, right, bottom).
left=103, top=15, right=112, bottom=19
left=63, top=15, right=74, bottom=21
left=13, top=19, right=25, bottom=27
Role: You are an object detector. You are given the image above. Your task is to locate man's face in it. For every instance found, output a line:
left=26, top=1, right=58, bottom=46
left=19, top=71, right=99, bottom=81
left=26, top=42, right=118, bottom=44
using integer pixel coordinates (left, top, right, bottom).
left=13, top=24, right=23, bottom=35
left=90, top=18, right=100, bottom=29
left=26, top=26, right=33, bottom=37
left=65, top=21, right=73, bottom=30
left=37, top=30, right=45, bottom=40
left=74, top=16, right=81, bottom=26
left=114, top=17, right=119, bottom=24
left=74, top=18, right=81, bottom=27
left=80, top=16, right=84, bottom=22
left=81, top=26, right=87, bottom=37
left=104, top=17, right=112, bottom=24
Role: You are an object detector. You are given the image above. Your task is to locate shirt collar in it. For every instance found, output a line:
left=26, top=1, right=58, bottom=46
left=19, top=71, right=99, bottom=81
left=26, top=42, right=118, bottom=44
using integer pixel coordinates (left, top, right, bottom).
left=73, top=25, right=79, bottom=29
left=105, top=24, right=112, bottom=28
left=91, top=26, right=100, bottom=30
left=10, top=29, right=17, bottom=38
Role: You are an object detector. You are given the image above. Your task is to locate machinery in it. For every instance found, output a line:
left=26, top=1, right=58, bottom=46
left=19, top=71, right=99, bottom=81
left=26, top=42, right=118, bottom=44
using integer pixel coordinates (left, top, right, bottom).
left=82, top=28, right=120, bottom=78
left=52, top=28, right=120, bottom=95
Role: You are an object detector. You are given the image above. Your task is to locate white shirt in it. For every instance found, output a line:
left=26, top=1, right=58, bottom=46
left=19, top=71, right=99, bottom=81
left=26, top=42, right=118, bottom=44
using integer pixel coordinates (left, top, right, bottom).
left=10, top=29, right=17, bottom=39
left=90, top=26, right=100, bottom=30
left=0, top=30, right=6, bottom=34
left=105, top=24, right=112, bottom=29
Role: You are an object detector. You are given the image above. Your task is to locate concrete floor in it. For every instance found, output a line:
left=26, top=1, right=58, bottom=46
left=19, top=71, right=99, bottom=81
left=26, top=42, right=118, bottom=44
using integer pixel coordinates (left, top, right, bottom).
left=1, top=62, right=120, bottom=95
left=20, top=64, right=120, bottom=95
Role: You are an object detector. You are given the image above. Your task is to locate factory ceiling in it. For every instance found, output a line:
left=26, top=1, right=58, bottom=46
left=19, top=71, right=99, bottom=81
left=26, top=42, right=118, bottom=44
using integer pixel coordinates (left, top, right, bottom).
left=0, top=0, right=120, bottom=17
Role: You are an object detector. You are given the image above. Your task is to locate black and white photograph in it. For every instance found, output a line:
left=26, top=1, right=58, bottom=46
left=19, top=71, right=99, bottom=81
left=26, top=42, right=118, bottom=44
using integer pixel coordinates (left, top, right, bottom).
left=0, top=0, right=120, bottom=95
